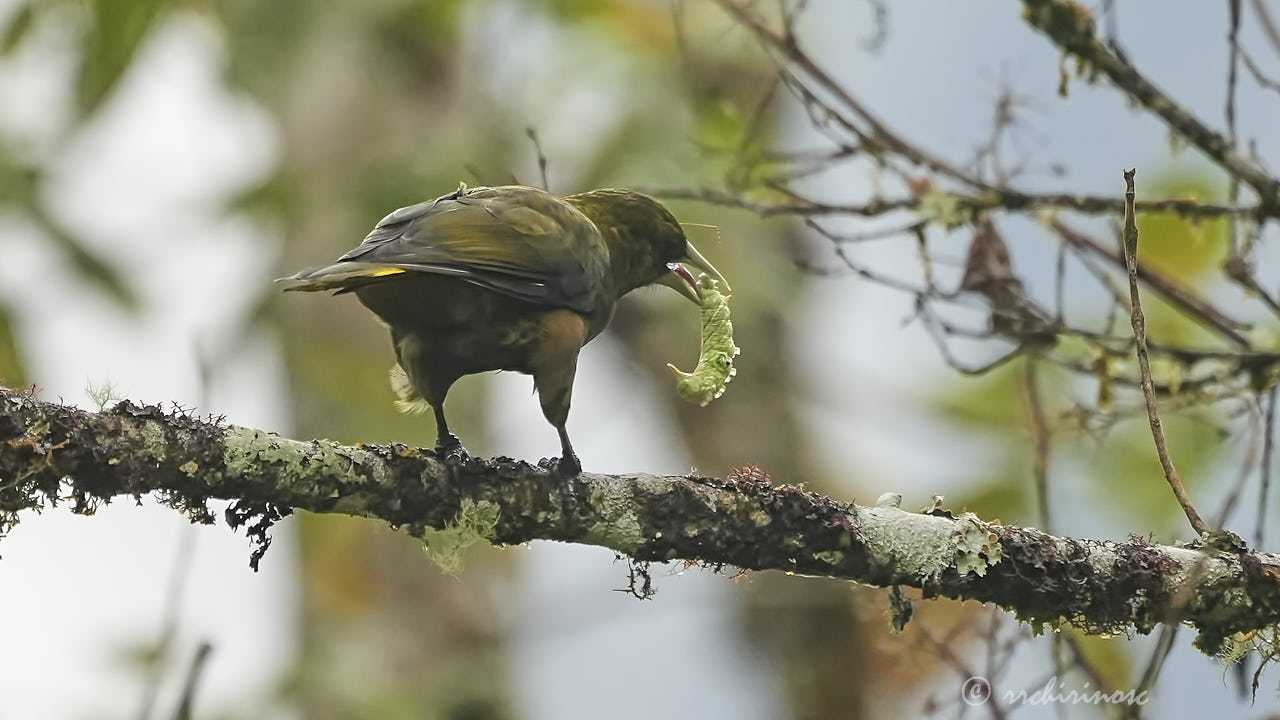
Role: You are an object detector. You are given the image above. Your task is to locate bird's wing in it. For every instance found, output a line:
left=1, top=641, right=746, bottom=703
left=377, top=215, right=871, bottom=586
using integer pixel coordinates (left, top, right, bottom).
left=338, top=185, right=608, bottom=313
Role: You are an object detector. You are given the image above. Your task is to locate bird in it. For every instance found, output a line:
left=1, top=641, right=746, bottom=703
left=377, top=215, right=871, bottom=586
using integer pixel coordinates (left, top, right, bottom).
left=278, top=183, right=728, bottom=474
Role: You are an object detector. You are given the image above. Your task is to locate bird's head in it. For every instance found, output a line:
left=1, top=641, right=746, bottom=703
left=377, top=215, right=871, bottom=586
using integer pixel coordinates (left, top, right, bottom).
left=566, top=189, right=728, bottom=303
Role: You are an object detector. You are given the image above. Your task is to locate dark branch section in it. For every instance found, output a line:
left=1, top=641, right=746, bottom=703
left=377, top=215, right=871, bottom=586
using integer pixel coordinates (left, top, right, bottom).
left=3, top=387, right=1280, bottom=652
left=1022, top=0, right=1280, bottom=210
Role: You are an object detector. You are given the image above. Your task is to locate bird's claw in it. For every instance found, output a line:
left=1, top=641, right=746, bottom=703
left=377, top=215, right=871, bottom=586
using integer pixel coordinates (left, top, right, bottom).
left=557, top=453, right=582, bottom=476
left=538, top=454, right=582, bottom=476
left=435, top=435, right=471, bottom=465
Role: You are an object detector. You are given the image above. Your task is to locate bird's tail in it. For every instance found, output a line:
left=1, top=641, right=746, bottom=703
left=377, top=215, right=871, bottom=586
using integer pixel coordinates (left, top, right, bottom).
left=275, top=262, right=407, bottom=292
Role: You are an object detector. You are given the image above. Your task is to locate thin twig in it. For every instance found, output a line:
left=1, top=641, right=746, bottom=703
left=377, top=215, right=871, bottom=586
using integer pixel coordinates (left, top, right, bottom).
left=920, top=626, right=1012, bottom=720
left=652, top=185, right=1257, bottom=220
left=1227, top=0, right=1242, bottom=257
left=1236, top=42, right=1280, bottom=94
left=1061, top=632, right=1123, bottom=699
left=1052, top=219, right=1252, bottom=348
left=171, top=642, right=212, bottom=720
left=1054, top=241, right=1067, bottom=323
left=1121, top=169, right=1209, bottom=536
left=1022, top=359, right=1053, bottom=530
left=525, top=127, right=549, bottom=192
left=1127, top=625, right=1177, bottom=720
left=1213, top=395, right=1263, bottom=528
left=648, top=186, right=919, bottom=217
left=805, top=218, right=926, bottom=244
left=1259, top=387, right=1278, bottom=549
left=1252, top=0, right=1280, bottom=60
left=712, top=0, right=984, bottom=189
left=727, top=74, right=782, bottom=187
left=1126, top=556, right=1212, bottom=718
left=135, top=525, right=198, bottom=720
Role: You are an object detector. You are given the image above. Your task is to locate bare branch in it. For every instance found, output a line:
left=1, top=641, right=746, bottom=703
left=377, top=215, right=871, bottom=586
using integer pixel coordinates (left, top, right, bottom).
left=710, top=0, right=981, bottom=187
left=1022, top=360, right=1054, bottom=531
left=651, top=185, right=1256, bottom=220
left=525, top=127, right=549, bottom=192
left=1237, top=42, right=1280, bottom=94
left=1121, top=169, right=1210, bottom=536
left=1051, top=219, right=1252, bottom=348
left=1022, top=1, right=1280, bottom=209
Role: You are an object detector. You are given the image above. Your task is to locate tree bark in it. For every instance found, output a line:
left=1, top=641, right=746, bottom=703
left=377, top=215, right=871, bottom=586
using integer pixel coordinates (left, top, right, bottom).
left=3, top=386, right=1278, bottom=655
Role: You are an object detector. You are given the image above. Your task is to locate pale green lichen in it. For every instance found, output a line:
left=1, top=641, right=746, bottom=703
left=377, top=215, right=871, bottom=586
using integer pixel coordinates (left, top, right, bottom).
left=583, top=482, right=643, bottom=551
left=223, top=430, right=376, bottom=495
left=138, top=421, right=167, bottom=463
left=86, top=380, right=121, bottom=411
left=856, top=506, right=957, bottom=580
left=814, top=550, right=845, bottom=566
left=954, top=513, right=1003, bottom=577
left=917, top=186, right=964, bottom=229
left=423, top=498, right=501, bottom=575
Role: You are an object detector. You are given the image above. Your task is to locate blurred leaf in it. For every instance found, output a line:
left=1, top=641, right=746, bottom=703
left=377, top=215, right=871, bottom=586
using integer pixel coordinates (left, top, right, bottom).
left=1, top=2, right=34, bottom=57
left=1065, top=630, right=1134, bottom=688
left=224, top=170, right=292, bottom=217
left=955, top=468, right=1030, bottom=522
left=76, top=0, right=168, bottom=117
left=1072, top=411, right=1222, bottom=530
left=374, top=0, right=464, bottom=70
left=0, top=302, right=28, bottom=387
left=285, top=326, right=435, bottom=446
left=694, top=94, right=745, bottom=153
left=0, top=150, right=138, bottom=309
left=536, top=0, right=635, bottom=21
left=935, top=362, right=1023, bottom=429
left=29, top=203, right=139, bottom=309
left=0, top=143, right=38, bottom=202
left=218, top=0, right=320, bottom=96
left=1143, top=291, right=1218, bottom=348
left=536, top=0, right=674, bottom=49
left=1134, top=171, right=1227, bottom=286
left=575, top=112, right=666, bottom=188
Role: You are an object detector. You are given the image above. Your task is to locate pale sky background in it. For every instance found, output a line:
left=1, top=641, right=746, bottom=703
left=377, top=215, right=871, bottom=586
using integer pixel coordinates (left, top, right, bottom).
left=2, top=1, right=1280, bottom=718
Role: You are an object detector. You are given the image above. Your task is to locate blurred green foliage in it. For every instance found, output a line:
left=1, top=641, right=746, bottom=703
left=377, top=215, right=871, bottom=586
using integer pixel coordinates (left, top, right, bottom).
left=1135, top=171, right=1227, bottom=286
left=77, top=0, right=168, bottom=115
left=0, top=303, right=26, bottom=387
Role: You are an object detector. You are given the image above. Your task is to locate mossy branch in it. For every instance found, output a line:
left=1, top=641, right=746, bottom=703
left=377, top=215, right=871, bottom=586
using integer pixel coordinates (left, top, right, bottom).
left=3, top=386, right=1280, bottom=653
left=1021, top=0, right=1280, bottom=210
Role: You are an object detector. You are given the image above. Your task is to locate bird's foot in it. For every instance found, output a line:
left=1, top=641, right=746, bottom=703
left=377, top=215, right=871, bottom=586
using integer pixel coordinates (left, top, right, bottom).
left=538, top=453, right=582, bottom=476
left=557, top=453, right=582, bottom=476
left=434, top=434, right=471, bottom=465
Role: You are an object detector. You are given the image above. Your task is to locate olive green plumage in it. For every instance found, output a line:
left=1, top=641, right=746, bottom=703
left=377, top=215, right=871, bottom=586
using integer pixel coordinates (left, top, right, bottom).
left=280, top=183, right=727, bottom=474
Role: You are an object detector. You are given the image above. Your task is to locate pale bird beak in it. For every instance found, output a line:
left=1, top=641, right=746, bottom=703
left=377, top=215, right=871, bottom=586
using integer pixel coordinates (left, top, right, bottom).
left=659, top=263, right=700, bottom=304
left=681, top=241, right=730, bottom=293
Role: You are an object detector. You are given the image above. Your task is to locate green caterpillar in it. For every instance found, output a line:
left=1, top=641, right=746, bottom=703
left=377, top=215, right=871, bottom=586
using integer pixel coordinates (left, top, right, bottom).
left=667, top=273, right=739, bottom=406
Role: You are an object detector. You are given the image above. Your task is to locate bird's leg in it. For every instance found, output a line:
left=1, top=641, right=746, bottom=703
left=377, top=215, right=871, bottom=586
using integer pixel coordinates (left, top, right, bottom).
left=530, top=311, right=588, bottom=475
left=432, top=404, right=469, bottom=462
left=555, top=426, right=581, bottom=475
